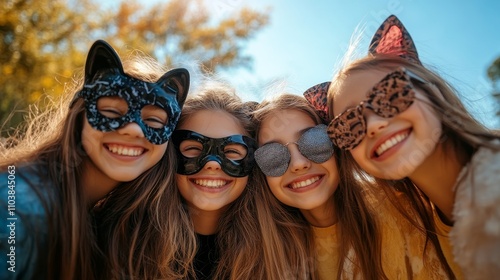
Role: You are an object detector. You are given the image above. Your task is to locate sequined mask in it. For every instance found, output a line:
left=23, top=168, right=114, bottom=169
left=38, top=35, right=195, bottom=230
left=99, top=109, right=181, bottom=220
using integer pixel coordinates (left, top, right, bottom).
left=71, top=40, right=190, bottom=145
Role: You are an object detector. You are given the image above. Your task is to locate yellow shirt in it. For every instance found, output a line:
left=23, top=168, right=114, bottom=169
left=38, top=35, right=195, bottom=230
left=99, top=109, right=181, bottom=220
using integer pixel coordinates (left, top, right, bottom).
left=313, top=197, right=463, bottom=280
left=313, top=223, right=339, bottom=279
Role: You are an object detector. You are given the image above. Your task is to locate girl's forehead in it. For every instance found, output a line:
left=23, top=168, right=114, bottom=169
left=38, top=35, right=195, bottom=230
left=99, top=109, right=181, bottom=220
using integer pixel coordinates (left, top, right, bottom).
left=180, top=109, right=246, bottom=137
left=333, top=69, right=392, bottom=111
left=258, top=109, right=315, bottom=144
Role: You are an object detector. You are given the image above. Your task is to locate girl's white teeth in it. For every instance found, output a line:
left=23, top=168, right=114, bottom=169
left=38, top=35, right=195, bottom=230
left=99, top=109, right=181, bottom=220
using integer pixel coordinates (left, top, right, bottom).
left=107, top=144, right=144, bottom=156
left=375, top=132, right=408, bottom=156
left=290, top=176, right=320, bottom=189
left=195, top=179, right=228, bottom=188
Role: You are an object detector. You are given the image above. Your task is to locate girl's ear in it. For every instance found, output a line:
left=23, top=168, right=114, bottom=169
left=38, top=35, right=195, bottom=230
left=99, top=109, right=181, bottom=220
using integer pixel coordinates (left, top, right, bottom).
left=156, top=68, right=190, bottom=108
left=84, top=40, right=124, bottom=80
left=368, top=15, right=421, bottom=65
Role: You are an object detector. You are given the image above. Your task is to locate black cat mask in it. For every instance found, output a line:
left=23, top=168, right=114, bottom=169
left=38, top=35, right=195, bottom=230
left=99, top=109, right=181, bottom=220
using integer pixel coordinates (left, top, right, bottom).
left=71, top=40, right=190, bottom=144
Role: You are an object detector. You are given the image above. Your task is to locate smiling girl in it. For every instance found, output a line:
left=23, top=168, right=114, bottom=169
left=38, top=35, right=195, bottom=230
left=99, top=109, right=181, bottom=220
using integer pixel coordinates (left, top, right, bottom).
left=327, top=15, right=500, bottom=278
left=172, top=83, right=257, bottom=279
left=0, top=40, right=189, bottom=279
left=253, top=93, right=461, bottom=279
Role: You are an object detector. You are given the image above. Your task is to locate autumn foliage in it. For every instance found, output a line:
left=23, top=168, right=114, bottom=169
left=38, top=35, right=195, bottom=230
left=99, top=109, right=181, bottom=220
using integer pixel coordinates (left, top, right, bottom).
left=0, top=0, right=269, bottom=135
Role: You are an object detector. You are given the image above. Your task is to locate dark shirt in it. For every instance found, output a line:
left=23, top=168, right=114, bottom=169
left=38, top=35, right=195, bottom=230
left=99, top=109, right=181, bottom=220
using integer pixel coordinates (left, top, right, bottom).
left=193, top=233, right=219, bottom=280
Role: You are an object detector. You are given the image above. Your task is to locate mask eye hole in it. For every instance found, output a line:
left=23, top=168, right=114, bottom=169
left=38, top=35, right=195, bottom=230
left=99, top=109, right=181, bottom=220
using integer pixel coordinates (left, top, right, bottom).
left=97, top=96, right=128, bottom=118
left=141, top=105, right=168, bottom=129
left=178, top=140, right=203, bottom=158
left=223, top=143, right=248, bottom=160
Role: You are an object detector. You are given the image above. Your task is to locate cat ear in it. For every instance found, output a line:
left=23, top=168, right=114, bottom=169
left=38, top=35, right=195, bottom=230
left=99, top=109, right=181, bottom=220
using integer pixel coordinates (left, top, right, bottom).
left=84, top=40, right=124, bottom=80
left=368, top=15, right=421, bottom=65
left=156, top=68, right=190, bottom=108
left=303, top=82, right=331, bottom=124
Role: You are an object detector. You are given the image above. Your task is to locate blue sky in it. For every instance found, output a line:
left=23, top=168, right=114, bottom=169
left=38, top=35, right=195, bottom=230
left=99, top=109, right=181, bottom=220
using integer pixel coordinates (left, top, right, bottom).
left=206, top=0, right=500, bottom=128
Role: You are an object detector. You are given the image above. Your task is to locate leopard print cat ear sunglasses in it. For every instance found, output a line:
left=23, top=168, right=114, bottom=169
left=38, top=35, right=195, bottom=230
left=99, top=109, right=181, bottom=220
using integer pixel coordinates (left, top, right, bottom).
left=328, top=67, right=428, bottom=150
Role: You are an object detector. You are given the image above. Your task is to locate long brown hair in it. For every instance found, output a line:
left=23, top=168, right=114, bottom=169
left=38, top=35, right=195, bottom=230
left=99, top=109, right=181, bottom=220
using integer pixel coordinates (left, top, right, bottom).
left=176, top=81, right=268, bottom=279
left=0, top=53, right=179, bottom=280
left=96, top=80, right=299, bottom=279
left=90, top=55, right=196, bottom=279
left=1, top=68, right=97, bottom=280
left=252, top=93, right=385, bottom=280
left=95, top=142, right=196, bottom=279
left=179, top=82, right=319, bottom=279
left=327, top=54, right=500, bottom=279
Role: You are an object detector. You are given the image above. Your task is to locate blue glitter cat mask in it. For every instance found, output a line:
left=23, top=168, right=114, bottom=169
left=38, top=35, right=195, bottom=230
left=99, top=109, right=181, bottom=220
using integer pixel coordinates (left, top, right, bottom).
left=71, top=40, right=190, bottom=145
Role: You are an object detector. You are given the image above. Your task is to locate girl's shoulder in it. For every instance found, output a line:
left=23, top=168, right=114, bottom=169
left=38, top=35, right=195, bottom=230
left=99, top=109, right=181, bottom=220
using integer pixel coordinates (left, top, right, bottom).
left=0, top=162, right=54, bottom=216
left=369, top=193, right=458, bottom=279
left=0, top=163, right=52, bottom=279
left=455, top=139, right=500, bottom=189
left=451, top=139, right=500, bottom=278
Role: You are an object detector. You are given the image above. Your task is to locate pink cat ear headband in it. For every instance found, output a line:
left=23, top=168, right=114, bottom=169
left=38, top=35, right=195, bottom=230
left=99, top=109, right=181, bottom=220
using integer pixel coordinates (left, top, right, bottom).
left=303, top=14, right=422, bottom=124
left=368, top=14, right=421, bottom=65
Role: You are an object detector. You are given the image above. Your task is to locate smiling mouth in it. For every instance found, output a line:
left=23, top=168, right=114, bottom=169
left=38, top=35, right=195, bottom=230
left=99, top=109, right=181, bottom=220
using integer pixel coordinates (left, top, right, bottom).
left=289, top=176, right=321, bottom=190
left=106, top=144, right=145, bottom=156
left=374, top=131, right=409, bottom=157
left=193, top=179, right=230, bottom=188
